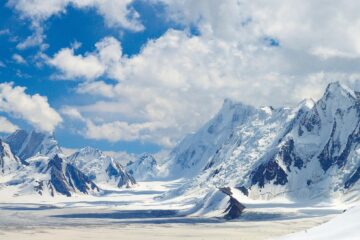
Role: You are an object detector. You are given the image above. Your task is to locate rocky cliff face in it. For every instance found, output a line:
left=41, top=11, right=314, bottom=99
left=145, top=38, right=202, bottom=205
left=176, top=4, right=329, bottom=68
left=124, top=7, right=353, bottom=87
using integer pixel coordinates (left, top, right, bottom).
left=17, top=155, right=100, bottom=197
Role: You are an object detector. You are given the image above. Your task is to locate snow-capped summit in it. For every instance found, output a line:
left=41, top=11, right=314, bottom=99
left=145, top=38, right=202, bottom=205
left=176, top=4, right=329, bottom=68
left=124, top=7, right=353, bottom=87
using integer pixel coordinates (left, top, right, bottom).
left=126, top=153, right=159, bottom=181
left=67, top=147, right=136, bottom=188
left=0, top=139, right=22, bottom=174
left=164, top=99, right=257, bottom=178
left=164, top=82, right=360, bottom=202
left=5, top=129, right=62, bottom=161
left=13, top=154, right=101, bottom=197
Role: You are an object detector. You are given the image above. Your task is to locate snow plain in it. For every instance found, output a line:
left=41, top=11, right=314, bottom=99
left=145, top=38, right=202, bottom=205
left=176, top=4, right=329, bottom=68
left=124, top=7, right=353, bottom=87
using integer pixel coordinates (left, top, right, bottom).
left=0, top=180, right=347, bottom=240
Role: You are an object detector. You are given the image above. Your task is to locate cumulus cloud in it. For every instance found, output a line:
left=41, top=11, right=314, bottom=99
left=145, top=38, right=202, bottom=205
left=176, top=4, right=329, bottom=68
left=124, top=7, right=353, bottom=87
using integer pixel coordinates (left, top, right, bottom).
left=0, top=82, right=62, bottom=132
left=0, top=116, right=19, bottom=133
left=12, top=53, right=27, bottom=64
left=7, top=0, right=143, bottom=49
left=8, top=0, right=143, bottom=31
left=48, top=36, right=122, bottom=80
left=85, top=120, right=171, bottom=146
left=47, top=1, right=360, bottom=147
left=48, top=48, right=105, bottom=80
left=60, top=106, right=84, bottom=121
left=76, top=81, right=116, bottom=97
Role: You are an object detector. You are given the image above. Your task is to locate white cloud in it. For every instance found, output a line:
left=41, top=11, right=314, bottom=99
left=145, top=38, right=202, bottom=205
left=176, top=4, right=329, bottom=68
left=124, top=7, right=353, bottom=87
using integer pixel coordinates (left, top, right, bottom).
left=77, top=81, right=116, bottom=97
left=8, top=0, right=144, bottom=31
left=48, top=37, right=123, bottom=80
left=16, top=22, right=48, bottom=50
left=7, top=0, right=143, bottom=49
left=85, top=120, right=171, bottom=146
left=0, top=29, right=10, bottom=36
left=60, top=106, right=84, bottom=121
left=46, top=1, right=360, bottom=147
left=0, top=82, right=62, bottom=132
left=0, top=116, right=19, bottom=133
left=12, top=53, right=27, bottom=64
left=48, top=48, right=105, bottom=80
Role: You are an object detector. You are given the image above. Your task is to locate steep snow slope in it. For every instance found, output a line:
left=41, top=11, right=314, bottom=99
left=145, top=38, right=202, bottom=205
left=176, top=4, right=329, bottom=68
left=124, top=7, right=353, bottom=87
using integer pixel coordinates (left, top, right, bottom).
left=163, top=99, right=258, bottom=178
left=5, top=130, right=62, bottom=161
left=3, top=154, right=100, bottom=197
left=164, top=82, right=360, bottom=203
left=126, top=153, right=159, bottom=181
left=279, top=205, right=360, bottom=240
left=67, top=147, right=136, bottom=188
left=0, top=139, right=22, bottom=174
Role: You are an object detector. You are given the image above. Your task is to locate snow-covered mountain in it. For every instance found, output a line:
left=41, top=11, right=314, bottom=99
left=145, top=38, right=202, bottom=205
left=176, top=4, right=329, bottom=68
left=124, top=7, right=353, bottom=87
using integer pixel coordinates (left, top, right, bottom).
left=5, top=130, right=62, bottom=161
left=126, top=153, right=159, bottom=181
left=0, top=139, right=22, bottom=175
left=2, top=154, right=100, bottom=197
left=164, top=82, right=360, bottom=202
left=67, top=147, right=136, bottom=188
left=163, top=99, right=259, bottom=178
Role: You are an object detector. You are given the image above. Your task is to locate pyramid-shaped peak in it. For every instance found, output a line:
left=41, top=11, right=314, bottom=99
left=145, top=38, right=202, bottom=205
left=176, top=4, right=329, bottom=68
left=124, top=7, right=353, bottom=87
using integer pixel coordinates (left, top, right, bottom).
left=297, top=98, right=315, bottom=111
left=323, top=81, right=357, bottom=100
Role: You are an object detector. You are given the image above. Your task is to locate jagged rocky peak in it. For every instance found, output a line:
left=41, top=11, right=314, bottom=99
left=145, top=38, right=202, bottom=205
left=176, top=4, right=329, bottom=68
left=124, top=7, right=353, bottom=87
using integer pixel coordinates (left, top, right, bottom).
left=297, top=98, right=315, bottom=111
left=5, top=129, right=62, bottom=161
left=165, top=82, right=360, bottom=202
left=0, top=139, right=22, bottom=174
left=318, top=82, right=359, bottom=114
left=67, top=146, right=136, bottom=188
left=248, top=82, right=360, bottom=198
left=126, top=153, right=159, bottom=181
left=324, top=81, right=357, bottom=100
left=31, top=154, right=100, bottom=197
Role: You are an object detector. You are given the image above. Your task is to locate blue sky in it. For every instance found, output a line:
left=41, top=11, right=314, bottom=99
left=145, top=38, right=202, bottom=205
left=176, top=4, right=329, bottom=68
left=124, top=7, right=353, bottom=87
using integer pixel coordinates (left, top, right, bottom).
left=0, top=1, right=177, bottom=153
left=1, top=1, right=360, bottom=155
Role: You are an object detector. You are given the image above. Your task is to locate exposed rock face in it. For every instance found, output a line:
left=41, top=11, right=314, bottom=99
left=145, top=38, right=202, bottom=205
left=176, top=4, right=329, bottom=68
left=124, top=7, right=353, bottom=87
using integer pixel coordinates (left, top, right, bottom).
left=33, top=155, right=100, bottom=197
left=219, top=187, right=246, bottom=219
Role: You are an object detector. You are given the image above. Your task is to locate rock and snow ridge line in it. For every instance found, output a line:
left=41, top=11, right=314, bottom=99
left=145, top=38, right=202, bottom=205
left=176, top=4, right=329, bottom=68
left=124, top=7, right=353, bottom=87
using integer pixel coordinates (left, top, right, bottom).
left=163, top=82, right=360, bottom=204
left=0, top=130, right=139, bottom=196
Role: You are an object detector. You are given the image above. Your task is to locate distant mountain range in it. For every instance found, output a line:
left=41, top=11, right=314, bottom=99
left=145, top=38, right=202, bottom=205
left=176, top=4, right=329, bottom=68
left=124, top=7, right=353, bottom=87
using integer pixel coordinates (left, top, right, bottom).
left=0, top=129, right=146, bottom=197
left=0, top=82, right=359, bottom=219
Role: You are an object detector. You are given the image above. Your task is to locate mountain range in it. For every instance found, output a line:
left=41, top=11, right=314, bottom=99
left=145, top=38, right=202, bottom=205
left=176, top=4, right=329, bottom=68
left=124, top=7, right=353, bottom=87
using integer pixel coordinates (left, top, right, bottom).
left=0, top=82, right=359, bottom=218
left=160, top=82, right=360, bottom=215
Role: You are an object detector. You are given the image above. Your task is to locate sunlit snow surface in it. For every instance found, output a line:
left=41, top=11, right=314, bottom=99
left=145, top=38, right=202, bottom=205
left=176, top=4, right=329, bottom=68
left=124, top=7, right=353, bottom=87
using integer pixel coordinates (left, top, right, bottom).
left=0, top=180, right=347, bottom=240
left=277, top=206, right=360, bottom=240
